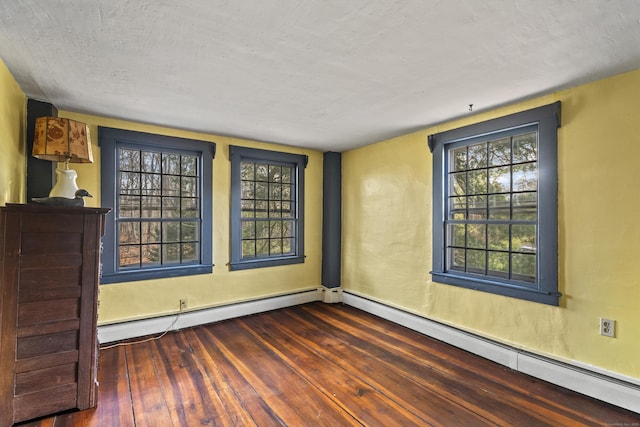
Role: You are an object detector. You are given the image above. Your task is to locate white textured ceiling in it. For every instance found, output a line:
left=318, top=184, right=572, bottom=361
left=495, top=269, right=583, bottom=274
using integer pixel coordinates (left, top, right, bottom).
left=1, top=1, right=640, bottom=151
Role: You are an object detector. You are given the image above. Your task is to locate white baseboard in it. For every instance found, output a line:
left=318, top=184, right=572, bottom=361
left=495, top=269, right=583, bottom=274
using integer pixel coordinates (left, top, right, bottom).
left=343, top=291, right=640, bottom=414
left=98, top=289, right=320, bottom=344
left=98, top=287, right=639, bottom=414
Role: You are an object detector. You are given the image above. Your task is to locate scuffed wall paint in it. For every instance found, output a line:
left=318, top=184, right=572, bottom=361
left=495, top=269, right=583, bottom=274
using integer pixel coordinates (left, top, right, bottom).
left=59, top=111, right=324, bottom=325
left=0, top=58, right=26, bottom=205
left=342, top=69, right=640, bottom=379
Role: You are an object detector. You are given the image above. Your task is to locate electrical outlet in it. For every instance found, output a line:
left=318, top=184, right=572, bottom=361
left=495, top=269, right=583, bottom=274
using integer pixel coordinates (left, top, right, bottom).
left=179, top=298, right=187, bottom=311
left=600, top=318, right=615, bottom=337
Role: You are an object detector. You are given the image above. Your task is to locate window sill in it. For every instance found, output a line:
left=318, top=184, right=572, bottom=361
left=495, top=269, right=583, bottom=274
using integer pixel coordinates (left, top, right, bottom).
left=430, top=271, right=560, bottom=306
left=100, top=264, right=213, bottom=284
left=229, top=256, right=304, bottom=271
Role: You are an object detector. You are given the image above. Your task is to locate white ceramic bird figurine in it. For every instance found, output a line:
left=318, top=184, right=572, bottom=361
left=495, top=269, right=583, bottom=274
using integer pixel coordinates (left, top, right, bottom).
left=32, top=189, right=93, bottom=207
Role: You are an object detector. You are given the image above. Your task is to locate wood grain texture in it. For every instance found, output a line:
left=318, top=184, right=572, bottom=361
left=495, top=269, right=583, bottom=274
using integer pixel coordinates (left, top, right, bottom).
left=1, top=205, right=109, bottom=425
left=16, top=302, right=640, bottom=427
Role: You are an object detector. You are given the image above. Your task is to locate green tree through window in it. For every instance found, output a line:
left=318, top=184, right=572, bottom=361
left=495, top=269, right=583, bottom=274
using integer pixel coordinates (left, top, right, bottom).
left=429, top=103, right=561, bottom=305
left=229, top=146, right=306, bottom=271
left=99, top=127, right=214, bottom=284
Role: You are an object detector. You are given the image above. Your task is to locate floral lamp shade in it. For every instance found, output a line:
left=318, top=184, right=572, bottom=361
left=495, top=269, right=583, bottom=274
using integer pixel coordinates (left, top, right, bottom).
left=32, top=117, right=93, bottom=164
left=32, top=117, right=93, bottom=199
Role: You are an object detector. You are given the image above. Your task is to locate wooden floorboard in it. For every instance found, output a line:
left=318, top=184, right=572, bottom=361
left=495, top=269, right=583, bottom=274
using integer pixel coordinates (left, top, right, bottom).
left=15, top=302, right=640, bottom=426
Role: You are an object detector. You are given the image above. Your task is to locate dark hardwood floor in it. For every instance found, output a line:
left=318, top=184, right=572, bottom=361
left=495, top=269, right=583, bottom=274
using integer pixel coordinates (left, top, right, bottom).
left=16, top=302, right=640, bottom=426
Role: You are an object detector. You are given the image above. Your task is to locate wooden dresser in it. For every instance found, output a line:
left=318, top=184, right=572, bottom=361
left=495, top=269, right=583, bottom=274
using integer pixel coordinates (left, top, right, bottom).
left=0, top=204, right=110, bottom=426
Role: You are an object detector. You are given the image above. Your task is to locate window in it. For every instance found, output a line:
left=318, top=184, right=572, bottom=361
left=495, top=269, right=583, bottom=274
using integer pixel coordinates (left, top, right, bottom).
left=429, top=102, right=561, bottom=305
left=229, top=146, right=307, bottom=270
left=99, top=127, right=215, bottom=283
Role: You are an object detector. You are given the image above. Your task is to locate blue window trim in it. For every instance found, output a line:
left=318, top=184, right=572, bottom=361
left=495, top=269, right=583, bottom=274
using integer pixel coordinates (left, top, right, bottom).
left=99, top=127, right=215, bottom=284
left=229, top=145, right=307, bottom=271
left=429, top=102, right=561, bottom=305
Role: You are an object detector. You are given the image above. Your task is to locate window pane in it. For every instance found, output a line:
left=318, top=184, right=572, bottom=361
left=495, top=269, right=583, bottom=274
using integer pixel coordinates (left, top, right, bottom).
left=182, top=242, right=199, bottom=262
left=269, top=165, right=282, bottom=182
left=448, top=248, right=465, bottom=271
left=449, top=172, right=466, bottom=196
left=512, top=253, right=536, bottom=282
left=447, top=223, right=465, bottom=247
left=119, top=195, right=140, bottom=217
left=141, top=196, right=161, bottom=218
left=489, top=138, right=511, bottom=166
left=467, top=224, right=486, bottom=249
left=513, top=191, right=536, bottom=207
left=270, top=239, right=283, bottom=255
left=119, top=222, right=139, bottom=245
left=163, top=175, right=181, bottom=196
left=141, top=222, right=160, bottom=243
left=142, top=151, right=161, bottom=173
left=163, top=153, right=180, bottom=175
left=163, top=222, right=180, bottom=243
left=467, top=170, right=487, bottom=195
left=181, top=222, right=198, bottom=241
left=487, top=224, right=509, bottom=250
left=256, top=221, right=269, bottom=239
left=182, top=177, right=197, bottom=197
left=119, top=149, right=140, bottom=171
left=450, top=196, right=466, bottom=210
left=488, top=166, right=510, bottom=193
left=255, top=182, right=268, bottom=200
left=119, top=245, right=140, bottom=268
left=513, top=163, right=537, bottom=191
left=241, top=181, right=254, bottom=200
left=512, top=207, right=536, bottom=220
left=242, top=221, right=255, bottom=239
left=256, top=164, right=268, bottom=182
left=269, top=183, right=282, bottom=200
left=282, top=220, right=295, bottom=238
left=488, top=194, right=510, bottom=220
left=487, top=252, right=509, bottom=278
left=512, top=132, right=537, bottom=163
left=270, top=220, right=282, bottom=238
left=241, top=163, right=254, bottom=180
left=256, top=239, right=269, bottom=256
left=181, top=156, right=197, bottom=176
left=255, top=201, right=268, bottom=218
left=513, top=191, right=537, bottom=219
left=163, top=244, right=181, bottom=264
left=282, top=184, right=293, bottom=201
left=467, top=195, right=486, bottom=219
left=141, top=244, right=161, bottom=266
left=281, top=201, right=293, bottom=218
left=162, top=197, right=180, bottom=218
left=513, top=191, right=538, bottom=221
left=512, top=224, right=536, bottom=253
left=269, top=201, right=282, bottom=218
left=489, top=193, right=510, bottom=209
left=242, top=240, right=255, bottom=258
left=281, top=166, right=293, bottom=183
left=467, top=249, right=486, bottom=274
left=141, top=173, right=161, bottom=196
left=467, top=143, right=487, bottom=169
left=450, top=147, right=467, bottom=172
left=181, top=198, right=198, bottom=218
left=283, top=238, right=295, bottom=254
left=241, top=200, right=254, bottom=218
left=120, top=172, right=140, bottom=195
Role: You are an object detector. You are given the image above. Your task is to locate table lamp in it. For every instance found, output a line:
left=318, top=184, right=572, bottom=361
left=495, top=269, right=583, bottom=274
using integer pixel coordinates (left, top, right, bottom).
left=32, top=117, right=93, bottom=198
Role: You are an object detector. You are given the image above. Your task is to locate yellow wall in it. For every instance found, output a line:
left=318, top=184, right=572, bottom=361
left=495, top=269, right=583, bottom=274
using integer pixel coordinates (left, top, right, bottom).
left=0, top=58, right=26, bottom=205
left=342, top=69, right=640, bottom=379
left=59, top=112, right=324, bottom=325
